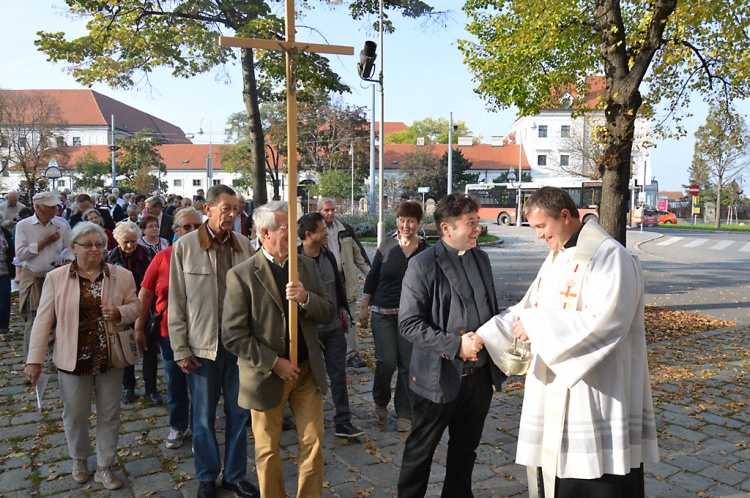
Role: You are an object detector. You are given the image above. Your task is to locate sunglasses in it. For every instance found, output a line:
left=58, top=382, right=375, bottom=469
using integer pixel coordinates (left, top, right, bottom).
left=180, top=223, right=203, bottom=231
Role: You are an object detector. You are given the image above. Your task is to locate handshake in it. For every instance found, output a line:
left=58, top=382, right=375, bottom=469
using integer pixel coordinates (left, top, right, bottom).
left=460, top=331, right=485, bottom=362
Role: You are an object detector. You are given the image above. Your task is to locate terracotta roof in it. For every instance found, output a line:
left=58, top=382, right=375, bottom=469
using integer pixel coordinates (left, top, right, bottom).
left=543, top=76, right=606, bottom=110
left=57, top=144, right=230, bottom=171
left=375, top=122, right=408, bottom=136
left=382, top=143, right=529, bottom=171
left=659, top=191, right=685, bottom=201
left=1, top=89, right=190, bottom=144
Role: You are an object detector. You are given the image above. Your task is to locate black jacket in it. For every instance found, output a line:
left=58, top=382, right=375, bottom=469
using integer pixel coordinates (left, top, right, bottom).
left=2, top=227, right=15, bottom=279
left=159, top=214, right=174, bottom=245
left=70, top=208, right=115, bottom=231
left=297, top=244, right=350, bottom=317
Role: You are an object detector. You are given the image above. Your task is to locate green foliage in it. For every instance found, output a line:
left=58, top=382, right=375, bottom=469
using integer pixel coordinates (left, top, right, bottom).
left=385, top=117, right=479, bottom=145
left=310, top=169, right=358, bottom=200
left=113, top=130, right=167, bottom=193
left=690, top=104, right=750, bottom=227
left=440, top=148, right=478, bottom=193
left=36, top=0, right=439, bottom=206
left=399, top=146, right=444, bottom=200
left=459, top=0, right=750, bottom=243
left=493, top=171, right=533, bottom=183
left=74, top=150, right=110, bottom=191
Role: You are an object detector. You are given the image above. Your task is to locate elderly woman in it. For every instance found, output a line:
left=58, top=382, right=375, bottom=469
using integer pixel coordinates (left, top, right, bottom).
left=106, top=222, right=158, bottom=405
left=138, top=215, right=169, bottom=254
left=82, top=208, right=117, bottom=251
left=0, top=213, right=14, bottom=336
left=24, top=222, right=140, bottom=490
left=359, top=201, right=428, bottom=432
left=135, top=207, right=202, bottom=449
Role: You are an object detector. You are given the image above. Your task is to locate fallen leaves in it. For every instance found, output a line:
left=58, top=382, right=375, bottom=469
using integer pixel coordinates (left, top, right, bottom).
left=644, top=305, right=736, bottom=343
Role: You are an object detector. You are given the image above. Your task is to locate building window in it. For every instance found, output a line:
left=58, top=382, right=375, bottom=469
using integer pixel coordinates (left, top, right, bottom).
left=57, top=179, right=66, bottom=187
left=537, top=155, right=547, bottom=166
left=0, top=135, right=7, bottom=148
left=560, top=154, right=570, bottom=166
left=193, top=179, right=202, bottom=187
left=174, top=179, right=182, bottom=187
left=561, top=125, right=570, bottom=138
left=72, top=137, right=81, bottom=146
left=538, top=125, right=548, bottom=138
left=56, top=137, right=66, bottom=148
left=213, top=179, right=221, bottom=186
left=19, top=137, right=28, bottom=148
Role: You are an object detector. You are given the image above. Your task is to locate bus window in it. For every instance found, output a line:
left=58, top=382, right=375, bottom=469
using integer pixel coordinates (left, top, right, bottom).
left=582, top=185, right=602, bottom=208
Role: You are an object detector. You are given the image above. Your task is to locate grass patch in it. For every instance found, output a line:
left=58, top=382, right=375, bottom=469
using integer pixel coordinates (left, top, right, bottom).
left=658, top=222, right=750, bottom=232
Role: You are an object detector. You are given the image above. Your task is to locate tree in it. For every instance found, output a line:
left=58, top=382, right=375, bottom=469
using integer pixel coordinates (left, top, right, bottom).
left=310, top=169, right=357, bottom=200
left=555, top=117, right=607, bottom=179
left=74, top=150, right=111, bottom=191
left=113, top=130, right=167, bottom=193
left=37, top=1, right=440, bottom=206
left=493, top=171, right=533, bottom=183
left=440, top=148, right=479, bottom=193
left=385, top=117, right=479, bottom=145
left=460, top=0, right=750, bottom=244
left=690, top=104, right=750, bottom=228
left=0, top=90, right=70, bottom=198
left=400, top=145, right=445, bottom=200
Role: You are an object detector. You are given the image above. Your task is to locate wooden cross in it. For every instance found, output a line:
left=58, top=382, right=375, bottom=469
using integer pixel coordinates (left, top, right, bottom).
left=220, top=1, right=353, bottom=366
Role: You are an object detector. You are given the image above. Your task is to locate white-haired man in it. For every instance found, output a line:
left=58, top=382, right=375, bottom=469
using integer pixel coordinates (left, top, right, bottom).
left=0, top=191, right=27, bottom=229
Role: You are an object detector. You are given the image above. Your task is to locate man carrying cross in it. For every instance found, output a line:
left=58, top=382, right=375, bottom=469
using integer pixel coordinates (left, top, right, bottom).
left=477, top=186, right=659, bottom=498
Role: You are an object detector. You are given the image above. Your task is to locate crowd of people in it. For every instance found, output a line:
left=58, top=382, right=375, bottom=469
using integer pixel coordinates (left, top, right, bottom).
left=10, top=183, right=660, bottom=498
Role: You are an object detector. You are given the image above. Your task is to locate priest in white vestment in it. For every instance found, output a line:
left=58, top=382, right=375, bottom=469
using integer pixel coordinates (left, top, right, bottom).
left=477, top=186, right=659, bottom=498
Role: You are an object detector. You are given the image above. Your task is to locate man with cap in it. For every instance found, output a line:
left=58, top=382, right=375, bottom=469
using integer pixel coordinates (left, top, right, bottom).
left=15, top=191, right=71, bottom=357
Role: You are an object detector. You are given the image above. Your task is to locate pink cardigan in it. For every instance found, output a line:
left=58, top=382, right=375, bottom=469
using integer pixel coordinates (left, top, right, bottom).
left=27, top=263, right=141, bottom=371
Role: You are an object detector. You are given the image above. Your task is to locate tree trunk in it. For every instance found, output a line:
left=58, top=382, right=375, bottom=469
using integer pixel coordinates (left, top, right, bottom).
left=241, top=47, right=268, bottom=206
left=715, top=179, right=722, bottom=228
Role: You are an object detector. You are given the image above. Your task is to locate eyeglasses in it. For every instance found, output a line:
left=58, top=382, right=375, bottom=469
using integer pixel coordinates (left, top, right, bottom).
left=146, top=225, right=159, bottom=229
left=275, top=225, right=289, bottom=231
left=74, top=242, right=105, bottom=251
left=179, top=223, right=202, bottom=231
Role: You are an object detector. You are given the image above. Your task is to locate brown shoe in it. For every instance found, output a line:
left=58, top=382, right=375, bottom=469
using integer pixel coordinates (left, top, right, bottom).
left=94, top=466, right=123, bottom=490
left=375, top=405, right=387, bottom=421
left=71, top=459, right=89, bottom=483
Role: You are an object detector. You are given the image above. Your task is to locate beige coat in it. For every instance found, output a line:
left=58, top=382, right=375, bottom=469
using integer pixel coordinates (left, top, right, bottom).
left=27, top=264, right=141, bottom=371
left=222, top=252, right=335, bottom=411
left=329, top=218, right=370, bottom=302
left=168, top=224, right=254, bottom=362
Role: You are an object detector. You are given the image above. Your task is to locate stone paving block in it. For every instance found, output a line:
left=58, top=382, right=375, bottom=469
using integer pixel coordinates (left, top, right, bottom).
left=703, top=484, right=750, bottom=497
left=667, top=471, right=717, bottom=493
left=741, top=478, right=750, bottom=492
left=0, top=466, right=33, bottom=492
left=37, top=473, right=87, bottom=495
left=130, top=472, right=181, bottom=496
left=695, top=448, right=742, bottom=467
left=648, top=460, right=682, bottom=478
left=123, top=455, right=162, bottom=477
left=698, top=464, right=747, bottom=486
left=664, top=424, right=710, bottom=443
left=663, top=454, right=712, bottom=473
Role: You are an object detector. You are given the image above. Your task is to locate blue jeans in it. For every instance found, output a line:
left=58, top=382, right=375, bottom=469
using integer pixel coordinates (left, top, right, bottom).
left=186, top=342, right=250, bottom=483
left=372, top=312, right=413, bottom=419
left=158, top=335, right=191, bottom=433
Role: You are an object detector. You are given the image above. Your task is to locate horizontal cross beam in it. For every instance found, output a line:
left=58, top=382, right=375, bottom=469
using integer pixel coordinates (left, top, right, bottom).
left=219, top=36, right=354, bottom=56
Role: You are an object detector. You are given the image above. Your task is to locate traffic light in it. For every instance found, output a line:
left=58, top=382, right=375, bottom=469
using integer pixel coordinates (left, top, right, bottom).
left=109, top=145, right=121, bottom=152
left=357, top=41, right=377, bottom=80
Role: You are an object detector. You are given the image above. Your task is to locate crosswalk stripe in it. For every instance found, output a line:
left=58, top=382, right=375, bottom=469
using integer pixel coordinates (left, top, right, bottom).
left=656, top=237, right=683, bottom=246
left=711, top=240, right=733, bottom=250
left=739, top=243, right=750, bottom=252
left=683, top=238, right=708, bottom=248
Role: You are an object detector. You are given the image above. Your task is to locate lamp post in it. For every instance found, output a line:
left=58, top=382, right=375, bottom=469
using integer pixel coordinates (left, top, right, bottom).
left=198, top=117, right=213, bottom=190
left=447, top=111, right=453, bottom=194
left=350, top=140, right=355, bottom=214
left=507, top=166, right=522, bottom=227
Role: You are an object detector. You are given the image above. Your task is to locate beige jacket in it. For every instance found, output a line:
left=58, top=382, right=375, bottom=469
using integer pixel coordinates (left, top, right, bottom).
left=329, top=218, right=370, bottom=302
left=27, top=264, right=141, bottom=371
left=168, top=223, right=254, bottom=362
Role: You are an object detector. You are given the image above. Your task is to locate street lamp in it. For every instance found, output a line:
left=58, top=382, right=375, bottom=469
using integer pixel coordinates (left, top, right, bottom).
left=198, top=117, right=213, bottom=190
left=507, top=166, right=522, bottom=227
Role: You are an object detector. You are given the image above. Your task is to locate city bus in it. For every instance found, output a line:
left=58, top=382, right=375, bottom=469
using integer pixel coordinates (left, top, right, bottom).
left=466, top=178, right=603, bottom=226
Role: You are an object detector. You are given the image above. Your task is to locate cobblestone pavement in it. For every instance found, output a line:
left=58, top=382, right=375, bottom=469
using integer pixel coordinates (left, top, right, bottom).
left=2, top=294, right=750, bottom=496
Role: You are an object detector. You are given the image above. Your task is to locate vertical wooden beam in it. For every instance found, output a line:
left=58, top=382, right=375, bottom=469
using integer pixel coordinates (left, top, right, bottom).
left=285, top=0, right=299, bottom=366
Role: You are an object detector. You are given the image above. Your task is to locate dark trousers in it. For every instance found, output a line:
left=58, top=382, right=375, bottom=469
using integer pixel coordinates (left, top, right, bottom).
left=397, top=367, right=493, bottom=498
left=318, top=326, right=351, bottom=426
left=540, top=464, right=645, bottom=498
left=0, top=275, right=10, bottom=331
left=122, top=332, right=159, bottom=394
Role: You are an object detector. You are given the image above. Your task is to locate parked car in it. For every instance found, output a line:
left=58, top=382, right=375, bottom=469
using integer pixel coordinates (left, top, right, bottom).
left=659, top=210, right=678, bottom=224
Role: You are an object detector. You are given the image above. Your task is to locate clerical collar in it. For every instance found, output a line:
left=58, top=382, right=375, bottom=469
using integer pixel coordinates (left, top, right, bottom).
left=563, top=225, right=585, bottom=249
left=442, top=241, right=467, bottom=257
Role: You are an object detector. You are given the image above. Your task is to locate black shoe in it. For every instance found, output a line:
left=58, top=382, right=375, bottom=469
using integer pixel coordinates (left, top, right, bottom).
left=121, top=388, right=135, bottom=404
left=197, top=481, right=217, bottom=498
left=221, top=478, right=260, bottom=498
left=144, top=392, right=163, bottom=404
left=346, top=353, right=367, bottom=368
left=335, top=422, right=365, bottom=439
left=281, top=417, right=294, bottom=431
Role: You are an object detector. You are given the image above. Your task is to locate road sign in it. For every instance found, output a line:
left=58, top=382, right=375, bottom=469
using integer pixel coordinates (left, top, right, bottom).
left=689, top=184, right=700, bottom=195
left=417, top=187, right=430, bottom=193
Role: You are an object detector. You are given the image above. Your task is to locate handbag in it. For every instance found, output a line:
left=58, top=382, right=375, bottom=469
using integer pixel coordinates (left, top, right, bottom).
left=145, top=310, right=164, bottom=341
left=108, top=327, right=141, bottom=368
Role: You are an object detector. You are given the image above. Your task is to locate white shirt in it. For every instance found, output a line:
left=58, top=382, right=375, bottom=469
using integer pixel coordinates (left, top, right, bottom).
left=15, top=215, right=71, bottom=273
left=0, top=201, right=26, bottom=228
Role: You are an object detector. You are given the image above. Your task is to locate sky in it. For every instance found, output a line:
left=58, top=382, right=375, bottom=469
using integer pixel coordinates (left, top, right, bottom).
left=0, top=1, right=732, bottom=192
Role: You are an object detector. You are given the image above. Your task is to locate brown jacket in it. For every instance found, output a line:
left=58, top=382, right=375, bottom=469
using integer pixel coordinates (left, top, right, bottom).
left=222, top=251, right=335, bottom=411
